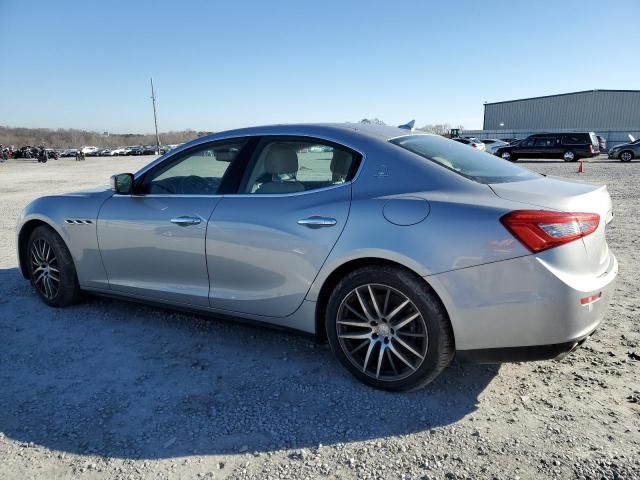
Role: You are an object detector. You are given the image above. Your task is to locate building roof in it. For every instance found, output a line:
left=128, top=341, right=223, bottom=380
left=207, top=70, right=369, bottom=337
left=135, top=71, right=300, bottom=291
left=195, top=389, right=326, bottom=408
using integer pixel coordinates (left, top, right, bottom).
left=484, top=89, right=640, bottom=106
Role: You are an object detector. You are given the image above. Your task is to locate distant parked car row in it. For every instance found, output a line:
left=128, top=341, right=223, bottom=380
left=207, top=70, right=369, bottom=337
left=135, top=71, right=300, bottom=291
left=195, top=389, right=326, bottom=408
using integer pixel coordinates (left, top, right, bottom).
left=58, top=144, right=182, bottom=157
left=452, top=131, right=635, bottom=162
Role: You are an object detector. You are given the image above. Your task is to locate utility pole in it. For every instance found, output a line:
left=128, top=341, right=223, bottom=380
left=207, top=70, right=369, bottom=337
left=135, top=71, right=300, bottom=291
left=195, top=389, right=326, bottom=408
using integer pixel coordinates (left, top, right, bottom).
left=150, top=78, right=161, bottom=154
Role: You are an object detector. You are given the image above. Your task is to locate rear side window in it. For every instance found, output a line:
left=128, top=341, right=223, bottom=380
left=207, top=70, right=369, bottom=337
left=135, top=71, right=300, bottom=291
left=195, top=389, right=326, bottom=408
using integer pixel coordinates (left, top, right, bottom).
left=391, top=135, right=540, bottom=184
left=534, top=137, right=556, bottom=147
left=562, top=134, right=588, bottom=145
left=240, top=139, right=358, bottom=194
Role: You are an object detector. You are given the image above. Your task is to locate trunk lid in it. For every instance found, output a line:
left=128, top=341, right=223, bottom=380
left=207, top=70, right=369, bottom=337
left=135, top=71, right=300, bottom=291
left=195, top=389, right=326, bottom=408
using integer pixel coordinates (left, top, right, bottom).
left=489, top=177, right=613, bottom=276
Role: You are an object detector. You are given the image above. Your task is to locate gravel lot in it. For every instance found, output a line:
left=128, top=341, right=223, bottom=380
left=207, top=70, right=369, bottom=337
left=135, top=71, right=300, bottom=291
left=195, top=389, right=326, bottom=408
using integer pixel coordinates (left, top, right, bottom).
left=0, top=155, right=638, bottom=480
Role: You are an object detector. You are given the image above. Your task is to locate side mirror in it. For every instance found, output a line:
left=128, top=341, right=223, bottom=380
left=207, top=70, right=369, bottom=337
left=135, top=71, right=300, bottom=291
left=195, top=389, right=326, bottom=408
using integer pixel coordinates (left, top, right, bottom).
left=110, top=173, right=134, bottom=194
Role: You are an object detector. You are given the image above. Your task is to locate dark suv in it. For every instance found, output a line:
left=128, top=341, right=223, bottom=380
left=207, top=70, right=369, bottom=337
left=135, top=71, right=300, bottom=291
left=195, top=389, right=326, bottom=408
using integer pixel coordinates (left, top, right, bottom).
left=494, top=132, right=600, bottom=162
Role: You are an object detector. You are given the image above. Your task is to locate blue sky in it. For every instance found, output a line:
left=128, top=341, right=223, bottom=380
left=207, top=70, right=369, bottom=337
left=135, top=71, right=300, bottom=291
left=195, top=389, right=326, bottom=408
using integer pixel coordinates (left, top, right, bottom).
left=1, top=0, right=638, bottom=133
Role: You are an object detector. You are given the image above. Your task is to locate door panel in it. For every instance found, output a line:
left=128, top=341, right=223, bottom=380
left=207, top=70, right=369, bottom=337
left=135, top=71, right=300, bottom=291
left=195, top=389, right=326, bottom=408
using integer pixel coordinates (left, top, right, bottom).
left=206, top=185, right=350, bottom=316
left=98, top=196, right=220, bottom=305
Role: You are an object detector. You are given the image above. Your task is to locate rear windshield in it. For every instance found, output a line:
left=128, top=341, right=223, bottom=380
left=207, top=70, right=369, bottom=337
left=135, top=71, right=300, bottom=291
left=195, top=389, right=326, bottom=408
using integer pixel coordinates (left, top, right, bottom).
left=390, top=135, right=540, bottom=184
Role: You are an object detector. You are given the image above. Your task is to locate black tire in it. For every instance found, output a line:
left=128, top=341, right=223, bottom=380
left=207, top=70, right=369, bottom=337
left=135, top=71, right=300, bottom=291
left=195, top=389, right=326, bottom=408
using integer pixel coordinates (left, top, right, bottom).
left=500, top=151, right=517, bottom=162
left=563, top=150, right=577, bottom=162
left=325, top=266, right=454, bottom=391
left=619, top=151, right=634, bottom=162
left=27, top=225, right=81, bottom=307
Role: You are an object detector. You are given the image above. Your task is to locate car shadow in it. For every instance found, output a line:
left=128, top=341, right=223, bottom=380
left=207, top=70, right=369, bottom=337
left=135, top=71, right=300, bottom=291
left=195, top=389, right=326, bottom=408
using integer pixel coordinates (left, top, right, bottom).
left=0, top=267, right=499, bottom=459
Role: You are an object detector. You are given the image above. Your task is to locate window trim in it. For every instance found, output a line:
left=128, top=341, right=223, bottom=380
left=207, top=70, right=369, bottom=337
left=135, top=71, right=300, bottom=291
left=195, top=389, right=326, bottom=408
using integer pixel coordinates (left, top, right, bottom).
left=231, top=135, right=364, bottom=197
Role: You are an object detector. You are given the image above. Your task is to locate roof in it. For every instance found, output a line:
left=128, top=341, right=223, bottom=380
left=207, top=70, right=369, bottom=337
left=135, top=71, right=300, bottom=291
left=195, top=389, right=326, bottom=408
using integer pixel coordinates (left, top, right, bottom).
left=484, top=89, right=640, bottom=106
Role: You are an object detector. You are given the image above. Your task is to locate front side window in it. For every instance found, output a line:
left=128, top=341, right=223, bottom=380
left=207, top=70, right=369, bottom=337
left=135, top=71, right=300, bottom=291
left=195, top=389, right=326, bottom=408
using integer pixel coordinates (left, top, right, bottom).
left=390, top=134, right=540, bottom=184
left=140, top=139, right=247, bottom=194
left=240, top=139, right=356, bottom=194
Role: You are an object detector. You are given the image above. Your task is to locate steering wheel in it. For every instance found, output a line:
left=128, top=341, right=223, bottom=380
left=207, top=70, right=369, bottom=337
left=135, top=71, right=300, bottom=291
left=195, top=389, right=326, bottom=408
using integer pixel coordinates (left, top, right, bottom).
left=180, top=175, right=210, bottom=194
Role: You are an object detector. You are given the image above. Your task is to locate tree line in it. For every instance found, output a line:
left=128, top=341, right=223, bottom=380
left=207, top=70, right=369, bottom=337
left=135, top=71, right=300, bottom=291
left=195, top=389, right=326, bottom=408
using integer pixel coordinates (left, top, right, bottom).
left=0, top=126, right=206, bottom=149
left=359, top=119, right=464, bottom=137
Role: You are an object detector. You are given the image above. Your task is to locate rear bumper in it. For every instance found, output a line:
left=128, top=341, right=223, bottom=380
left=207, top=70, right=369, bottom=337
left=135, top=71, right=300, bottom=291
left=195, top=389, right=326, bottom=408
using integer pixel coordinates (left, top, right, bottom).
left=456, top=328, right=596, bottom=363
left=427, top=250, right=618, bottom=356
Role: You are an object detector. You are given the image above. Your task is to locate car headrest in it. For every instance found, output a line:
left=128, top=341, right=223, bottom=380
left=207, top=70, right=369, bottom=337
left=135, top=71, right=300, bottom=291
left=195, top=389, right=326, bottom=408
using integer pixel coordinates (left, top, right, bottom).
left=265, top=145, right=298, bottom=175
left=330, top=150, right=352, bottom=178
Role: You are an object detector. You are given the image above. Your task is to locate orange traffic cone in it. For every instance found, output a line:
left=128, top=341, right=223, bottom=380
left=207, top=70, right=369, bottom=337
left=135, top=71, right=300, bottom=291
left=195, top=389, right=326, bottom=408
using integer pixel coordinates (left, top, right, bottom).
left=577, top=160, right=584, bottom=173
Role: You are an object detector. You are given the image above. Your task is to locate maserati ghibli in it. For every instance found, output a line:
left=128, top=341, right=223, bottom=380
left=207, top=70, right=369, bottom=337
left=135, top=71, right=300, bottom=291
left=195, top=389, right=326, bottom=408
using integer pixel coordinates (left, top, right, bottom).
left=17, top=123, right=618, bottom=390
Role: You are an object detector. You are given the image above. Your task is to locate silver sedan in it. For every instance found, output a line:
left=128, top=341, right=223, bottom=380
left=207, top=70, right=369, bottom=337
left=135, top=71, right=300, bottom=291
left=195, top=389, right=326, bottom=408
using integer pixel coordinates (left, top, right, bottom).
left=16, top=123, right=618, bottom=391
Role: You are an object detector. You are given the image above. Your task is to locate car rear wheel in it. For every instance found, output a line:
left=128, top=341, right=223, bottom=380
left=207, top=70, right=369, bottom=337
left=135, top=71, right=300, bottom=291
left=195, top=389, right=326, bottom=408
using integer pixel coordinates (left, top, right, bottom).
left=563, top=150, right=576, bottom=162
left=27, top=225, right=81, bottom=307
left=620, top=151, right=634, bottom=162
left=326, top=266, right=454, bottom=391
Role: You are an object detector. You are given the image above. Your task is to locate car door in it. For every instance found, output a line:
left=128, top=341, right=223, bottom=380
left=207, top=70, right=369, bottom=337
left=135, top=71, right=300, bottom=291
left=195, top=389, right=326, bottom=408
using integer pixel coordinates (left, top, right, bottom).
left=97, top=138, right=250, bottom=306
left=206, top=136, right=359, bottom=317
left=515, top=137, right=535, bottom=158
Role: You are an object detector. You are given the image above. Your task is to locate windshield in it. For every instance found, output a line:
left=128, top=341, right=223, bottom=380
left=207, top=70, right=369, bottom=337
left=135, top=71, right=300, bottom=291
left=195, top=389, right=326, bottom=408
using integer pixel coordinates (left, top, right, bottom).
left=390, top=135, right=540, bottom=184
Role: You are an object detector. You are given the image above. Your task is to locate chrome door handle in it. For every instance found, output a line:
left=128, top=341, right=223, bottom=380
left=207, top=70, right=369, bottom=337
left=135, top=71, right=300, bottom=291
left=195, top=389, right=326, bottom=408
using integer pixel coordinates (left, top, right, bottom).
left=297, top=216, right=337, bottom=228
left=170, top=216, right=201, bottom=226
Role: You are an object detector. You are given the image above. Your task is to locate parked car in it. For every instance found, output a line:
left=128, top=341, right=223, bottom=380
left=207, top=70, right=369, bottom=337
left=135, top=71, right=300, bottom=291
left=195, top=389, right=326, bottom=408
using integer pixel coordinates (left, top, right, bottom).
left=494, top=132, right=600, bottom=162
left=452, top=137, right=486, bottom=151
left=480, top=139, right=510, bottom=154
left=596, top=135, right=608, bottom=154
left=95, top=148, right=111, bottom=156
left=110, top=147, right=127, bottom=156
left=501, top=138, right=521, bottom=145
left=80, top=146, right=99, bottom=156
left=61, top=149, right=79, bottom=158
left=142, top=145, right=158, bottom=155
left=16, top=124, right=617, bottom=391
left=125, top=146, right=143, bottom=156
left=607, top=138, right=640, bottom=162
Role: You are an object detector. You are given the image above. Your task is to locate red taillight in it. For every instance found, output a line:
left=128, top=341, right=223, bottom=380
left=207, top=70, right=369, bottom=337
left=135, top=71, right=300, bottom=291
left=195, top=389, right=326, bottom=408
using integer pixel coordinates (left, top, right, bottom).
left=471, top=144, right=477, bottom=148
left=589, top=144, right=594, bottom=154
left=500, top=210, right=600, bottom=253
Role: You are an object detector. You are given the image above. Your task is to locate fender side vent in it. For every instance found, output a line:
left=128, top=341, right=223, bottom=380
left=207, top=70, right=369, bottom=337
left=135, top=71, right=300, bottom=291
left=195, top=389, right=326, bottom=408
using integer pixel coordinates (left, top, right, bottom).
left=65, top=219, right=93, bottom=225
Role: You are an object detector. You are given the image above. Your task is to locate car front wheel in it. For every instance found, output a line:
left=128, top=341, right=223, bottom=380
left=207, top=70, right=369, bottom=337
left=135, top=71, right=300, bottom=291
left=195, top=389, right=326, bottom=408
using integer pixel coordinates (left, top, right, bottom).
left=620, top=151, right=634, bottom=162
left=326, top=266, right=454, bottom=391
left=27, top=225, right=81, bottom=307
left=500, top=151, right=515, bottom=161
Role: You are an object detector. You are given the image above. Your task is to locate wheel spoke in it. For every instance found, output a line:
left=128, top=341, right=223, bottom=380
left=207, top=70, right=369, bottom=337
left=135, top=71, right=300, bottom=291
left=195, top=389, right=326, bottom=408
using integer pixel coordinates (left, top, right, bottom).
left=355, top=288, right=375, bottom=322
left=388, top=342, right=416, bottom=371
left=349, top=339, right=369, bottom=355
left=338, top=332, right=371, bottom=340
left=397, top=331, right=425, bottom=338
left=345, top=304, right=367, bottom=322
left=367, top=285, right=382, bottom=319
left=387, top=348, right=399, bottom=375
left=376, top=344, right=386, bottom=379
left=337, top=320, right=371, bottom=328
left=386, top=299, right=409, bottom=321
left=393, top=312, right=421, bottom=330
left=34, top=271, right=46, bottom=285
left=362, top=340, right=376, bottom=373
left=394, top=336, right=424, bottom=359
left=382, top=289, right=391, bottom=316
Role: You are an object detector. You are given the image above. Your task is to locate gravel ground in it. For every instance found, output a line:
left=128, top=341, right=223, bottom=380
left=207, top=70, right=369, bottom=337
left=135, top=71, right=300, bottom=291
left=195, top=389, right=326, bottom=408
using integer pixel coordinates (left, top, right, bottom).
left=0, top=155, right=638, bottom=480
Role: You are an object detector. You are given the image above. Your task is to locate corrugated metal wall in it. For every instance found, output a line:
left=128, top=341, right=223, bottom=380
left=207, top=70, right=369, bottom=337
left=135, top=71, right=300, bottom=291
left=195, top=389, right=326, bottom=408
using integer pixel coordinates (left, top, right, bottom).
left=483, top=90, right=640, bottom=131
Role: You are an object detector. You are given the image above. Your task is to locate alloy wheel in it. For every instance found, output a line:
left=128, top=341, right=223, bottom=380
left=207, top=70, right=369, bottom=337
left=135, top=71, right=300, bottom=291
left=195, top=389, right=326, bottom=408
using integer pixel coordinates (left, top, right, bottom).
left=564, top=151, right=575, bottom=161
left=501, top=152, right=511, bottom=160
left=30, top=238, right=60, bottom=300
left=621, top=151, right=632, bottom=162
left=336, top=284, right=428, bottom=381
